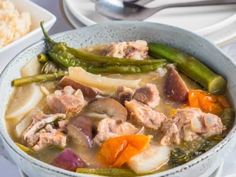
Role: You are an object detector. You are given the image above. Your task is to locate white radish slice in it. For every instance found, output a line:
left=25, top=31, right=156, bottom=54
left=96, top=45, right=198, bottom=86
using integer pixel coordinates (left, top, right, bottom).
left=6, top=84, right=43, bottom=121
left=128, top=145, right=170, bottom=174
left=68, top=67, right=140, bottom=93
left=6, top=57, right=43, bottom=122
left=21, top=57, right=41, bottom=76
left=15, top=113, right=32, bottom=137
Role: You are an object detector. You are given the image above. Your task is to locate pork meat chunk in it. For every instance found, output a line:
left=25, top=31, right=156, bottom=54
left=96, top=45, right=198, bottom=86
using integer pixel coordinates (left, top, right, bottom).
left=94, top=118, right=141, bottom=145
left=133, top=83, right=160, bottom=108
left=125, top=100, right=167, bottom=130
left=23, top=112, right=67, bottom=151
left=47, top=86, right=86, bottom=114
left=160, top=108, right=225, bottom=145
left=105, top=40, right=148, bottom=60
left=115, top=86, right=134, bottom=105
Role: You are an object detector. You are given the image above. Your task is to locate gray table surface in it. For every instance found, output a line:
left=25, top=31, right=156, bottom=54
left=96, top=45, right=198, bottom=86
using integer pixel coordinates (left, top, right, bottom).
left=1, top=0, right=236, bottom=176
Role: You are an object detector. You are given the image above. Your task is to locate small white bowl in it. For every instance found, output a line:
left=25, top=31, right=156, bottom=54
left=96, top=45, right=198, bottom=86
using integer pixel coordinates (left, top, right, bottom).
left=0, top=0, right=56, bottom=72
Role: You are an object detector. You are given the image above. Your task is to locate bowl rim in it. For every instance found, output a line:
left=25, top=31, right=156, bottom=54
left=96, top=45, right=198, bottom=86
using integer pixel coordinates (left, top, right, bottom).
left=0, top=0, right=56, bottom=53
left=0, top=21, right=236, bottom=177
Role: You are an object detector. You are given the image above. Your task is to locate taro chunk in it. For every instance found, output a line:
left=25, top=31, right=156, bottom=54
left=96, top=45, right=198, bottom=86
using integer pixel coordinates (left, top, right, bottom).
left=51, top=148, right=87, bottom=171
left=165, top=67, right=189, bottom=102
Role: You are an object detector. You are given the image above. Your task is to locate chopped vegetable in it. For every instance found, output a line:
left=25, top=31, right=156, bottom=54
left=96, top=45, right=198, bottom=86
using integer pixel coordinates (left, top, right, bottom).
left=76, top=168, right=136, bottom=177
left=37, top=53, right=49, bottom=64
left=128, top=145, right=170, bottom=174
left=12, top=72, right=66, bottom=87
left=170, top=147, right=191, bottom=167
left=67, top=46, right=165, bottom=66
left=87, top=62, right=166, bottom=74
left=99, top=135, right=151, bottom=167
left=170, top=136, right=223, bottom=167
left=86, top=98, right=128, bottom=121
left=49, top=50, right=166, bottom=74
left=6, top=84, right=43, bottom=120
left=15, top=109, right=42, bottom=137
left=188, top=90, right=230, bottom=115
left=51, top=148, right=87, bottom=172
left=41, top=61, right=62, bottom=74
left=68, top=67, right=140, bottom=93
left=67, top=116, right=94, bottom=148
left=165, top=67, right=189, bottom=102
left=221, top=108, right=235, bottom=129
left=41, top=22, right=167, bottom=75
left=148, top=43, right=227, bottom=94
left=21, top=57, right=41, bottom=77
left=16, top=143, right=34, bottom=154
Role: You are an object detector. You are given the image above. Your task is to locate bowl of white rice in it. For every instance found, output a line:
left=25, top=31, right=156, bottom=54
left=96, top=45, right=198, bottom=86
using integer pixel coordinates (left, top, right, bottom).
left=0, top=0, right=56, bottom=72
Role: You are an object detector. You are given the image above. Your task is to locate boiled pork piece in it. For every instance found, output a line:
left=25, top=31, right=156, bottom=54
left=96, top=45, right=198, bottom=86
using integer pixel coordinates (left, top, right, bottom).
left=160, top=108, right=225, bottom=145
left=67, top=116, right=94, bottom=148
left=94, top=118, right=142, bottom=145
left=125, top=100, right=167, bottom=130
left=115, top=86, right=134, bottom=105
left=165, top=67, right=189, bottom=102
left=23, top=113, right=67, bottom=151
left=47, top=86, right=86, bottom=114
left=105, top=40, right=148, bottom=60
left=51, top=148, right=87, bottom=171
left=133, top=83, right=160, bottom=108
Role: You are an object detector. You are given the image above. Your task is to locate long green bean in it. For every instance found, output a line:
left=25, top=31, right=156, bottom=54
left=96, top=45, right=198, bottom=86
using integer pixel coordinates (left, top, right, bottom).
left=76, top=168, right=136, bottom=177
left=12, top=72, right=66, bottom=87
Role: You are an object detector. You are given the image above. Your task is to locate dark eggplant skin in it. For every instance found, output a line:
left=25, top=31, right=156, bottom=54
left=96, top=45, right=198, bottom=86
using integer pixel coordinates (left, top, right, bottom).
left=67, top=116, right=94, bottom=148
left=51, top=148, right=87, bottom=171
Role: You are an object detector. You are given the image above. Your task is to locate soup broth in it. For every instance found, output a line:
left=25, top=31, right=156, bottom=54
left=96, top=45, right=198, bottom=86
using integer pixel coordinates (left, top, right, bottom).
left=6, top=39, right=234, bottom=176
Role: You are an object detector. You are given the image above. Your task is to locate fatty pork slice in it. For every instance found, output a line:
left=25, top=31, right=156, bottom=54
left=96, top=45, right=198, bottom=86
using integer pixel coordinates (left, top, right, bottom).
left=47, top=86, right=86, bottom=114
left=125, top=100, right=167, bottom=130
left=133, top=83, right=160, bottom=108
left=165, top=67, right=189, bottom=102
left=105, top=40, right=148, bottom=60
left=160, top=108, right=225, bottom=145
left=51, top=148, right=87, bottom=171
left=94, top=118, right=142, bottom=145
left=67, top=116, right=94, bottom=148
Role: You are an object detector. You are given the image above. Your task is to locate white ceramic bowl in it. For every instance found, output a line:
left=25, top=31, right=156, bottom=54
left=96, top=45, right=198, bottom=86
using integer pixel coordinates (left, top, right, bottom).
left=0, top=22, right=236, bottom=177
left=0, top=0, right=56, bottom=72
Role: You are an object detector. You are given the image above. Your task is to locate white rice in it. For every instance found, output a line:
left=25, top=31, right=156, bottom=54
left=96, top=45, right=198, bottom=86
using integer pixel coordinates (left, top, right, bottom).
left=0, top=0, right=31, bottom=48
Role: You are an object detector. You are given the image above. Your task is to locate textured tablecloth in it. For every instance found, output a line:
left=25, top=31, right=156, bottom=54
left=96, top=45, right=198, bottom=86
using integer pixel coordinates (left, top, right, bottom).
left=0, top=0, right=236, bottom=177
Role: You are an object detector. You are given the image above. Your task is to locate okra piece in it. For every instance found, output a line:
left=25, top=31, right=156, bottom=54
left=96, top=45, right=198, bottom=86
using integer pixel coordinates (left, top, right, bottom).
left=76, top=168, right=136, bottom=177
left=12, top=72, right=66, bottom=87
left=148, top=43, right=227, bottom=94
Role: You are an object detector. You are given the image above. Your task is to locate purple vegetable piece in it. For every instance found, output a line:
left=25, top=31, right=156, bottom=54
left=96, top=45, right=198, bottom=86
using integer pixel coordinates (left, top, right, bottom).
left=67, top=116, right=93, bottom=148
left=51, top=148, right=87, bottom=171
